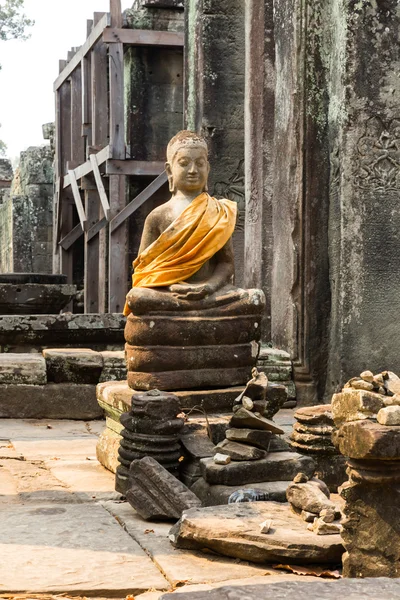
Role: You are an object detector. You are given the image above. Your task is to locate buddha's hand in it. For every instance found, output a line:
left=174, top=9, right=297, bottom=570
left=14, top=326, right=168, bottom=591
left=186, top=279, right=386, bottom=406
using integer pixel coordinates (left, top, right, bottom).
left=169, top=282, right=214, bottom=301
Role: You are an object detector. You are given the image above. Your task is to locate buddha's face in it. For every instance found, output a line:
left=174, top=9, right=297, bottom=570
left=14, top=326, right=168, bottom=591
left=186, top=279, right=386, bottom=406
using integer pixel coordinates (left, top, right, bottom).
left=166, top=146, right=210, bottom=195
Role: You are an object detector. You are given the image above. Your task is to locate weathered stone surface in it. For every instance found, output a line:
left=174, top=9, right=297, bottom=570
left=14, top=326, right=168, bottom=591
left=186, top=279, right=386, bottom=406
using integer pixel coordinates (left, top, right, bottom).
left=225, top=428, right=272, bottom=450
left=191, top=478, right=288, bottom=506
left=170, top=502, right=343, bottom=564
left=377, top=406, right=400, bottom=426
left=0, top=353, right=46, bottom=385
left=126, top=342, right=256, bottom=372
left=99, top=351, right=126, bottom=382
left=127, top=457, right=201, bottom=520
left=0, top=282, right=76, bottom=315
left=286, top=480, right=336, bottom=515
left=43, top=348, right=103, bottom=384
left=331, top=390, right=385, bottom=426
left=332, top=420, right=400, bottom=460
left=214, top=453, right=231, bottom=465
left=201, top=452, right=315, bottom=486
left=214, top=439, right=266, bottom=461
left=0, top=504, right=168, bottom=594
left=125, top=314, right=262, bottom=347
left=294, top=405, right=333, bottom=426
left=0, top=384, right=102, bottom=419
left=0, top=313, right=125, bottom=352
left=160, top=580, right=400, bottom=600
left=230, top=408, right=284, bottom=434
left=96, top=428, right=121, bottom=474
left=128, top=367, right=254, bottom=391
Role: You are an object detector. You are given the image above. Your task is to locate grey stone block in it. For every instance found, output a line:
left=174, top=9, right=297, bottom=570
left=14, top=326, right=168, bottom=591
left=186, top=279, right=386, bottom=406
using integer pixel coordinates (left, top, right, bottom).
left=0, top=354, right=46, bottom=385
left=43, top=348, right=103, bottom=384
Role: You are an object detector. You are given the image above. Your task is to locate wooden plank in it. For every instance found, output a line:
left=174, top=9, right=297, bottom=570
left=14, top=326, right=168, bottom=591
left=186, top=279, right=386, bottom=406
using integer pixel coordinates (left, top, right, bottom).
left=106, top=159, right=164, bottom=176
left=57, top=81, right=72, bottom=178
left=59, top=223, right=84, bottom=250
left=60, top=200, right=74, bottom=288
left=90, top=154, right=111, bottom=219
left=103, top=28, right=184, bottom=47
left=63, top=145, right=110, bottom=188
left=110, top=171, right=168, bottom=233
left=59, top=59, right=67, bottom=74
left=54, top=13, right=111, bottom=90
left=91, top=38, right=108, bottom=149
left=98, top=206, right=108, bottom=313
left=87, top=19, right=94, bottom=37
left=109, top=42, right=125, bottom=159
left=109, top=175, right=128, bottom=313
left=110, top=0, right=122, bottom=27
left=84, top=189, right=100, bottom=312
left=68, top=169, right=88, bottom=231
left=71, top=64, right=85, bottom=165
left=81, top=57, right=91, bottom=125
left=87, top=216, right=108, bottom=241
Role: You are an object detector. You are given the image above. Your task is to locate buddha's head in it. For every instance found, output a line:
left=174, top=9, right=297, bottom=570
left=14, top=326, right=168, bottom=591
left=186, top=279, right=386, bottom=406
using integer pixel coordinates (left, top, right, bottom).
left=166, top=130, right=210, bottom=195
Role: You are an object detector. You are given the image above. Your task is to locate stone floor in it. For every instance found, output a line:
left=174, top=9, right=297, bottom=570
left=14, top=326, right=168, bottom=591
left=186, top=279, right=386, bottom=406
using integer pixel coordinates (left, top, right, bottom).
left=0, top=415, right=374, bottom=598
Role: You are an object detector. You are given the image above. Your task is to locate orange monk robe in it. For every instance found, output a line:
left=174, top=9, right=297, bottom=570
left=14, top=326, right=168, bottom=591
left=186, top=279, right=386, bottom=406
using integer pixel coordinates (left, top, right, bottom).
left=123, top=192, right=237, bottom=316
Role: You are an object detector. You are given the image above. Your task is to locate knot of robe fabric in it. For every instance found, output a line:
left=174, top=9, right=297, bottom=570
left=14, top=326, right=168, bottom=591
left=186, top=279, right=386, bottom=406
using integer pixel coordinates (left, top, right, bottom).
left=123, top=193, right=237, bottom=316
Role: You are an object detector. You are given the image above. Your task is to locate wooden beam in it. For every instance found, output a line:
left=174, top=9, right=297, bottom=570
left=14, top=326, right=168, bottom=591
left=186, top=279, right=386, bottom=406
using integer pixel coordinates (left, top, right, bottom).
left=109, top=42, right=125, bottom=159
left=110, top=171, right=168, bottom=233
left=110, top=0, right=122, bottom=27
left=87, top=216, right=108, bottom=241
left=90, top=154, right=111, bottom=220
left=109, top=175, right=128, bottom=313
left=103, top=28, right=184, bottom=47
left=63, top=145, right=110, bottom=188
left=84, top=189, right=100, bottom=312
left=68, top=169, right=88, bottom=231
left=59, top=223, right=84, bottom=250
left=54, top=13, right=111, bottom=90
left=106, top=159, right=164, bottom=176
left=71, top=64, right=85, bottom=165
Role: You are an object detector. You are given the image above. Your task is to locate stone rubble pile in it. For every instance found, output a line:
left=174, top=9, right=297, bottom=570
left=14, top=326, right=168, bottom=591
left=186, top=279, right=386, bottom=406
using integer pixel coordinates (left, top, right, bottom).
left=115, top=389, right=184, bottom=494
left=286, top=472, right=343, bottom=535
left=331, top=370, right=400, bottom=577
left=290, top=404, right=347, bottom=491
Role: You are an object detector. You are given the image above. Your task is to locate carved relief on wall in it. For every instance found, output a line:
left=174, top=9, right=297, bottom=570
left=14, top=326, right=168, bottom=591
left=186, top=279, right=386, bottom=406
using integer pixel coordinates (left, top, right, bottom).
left=213, top=159, right=245, bottom=232
left=355, top=117, right=400, bottom=191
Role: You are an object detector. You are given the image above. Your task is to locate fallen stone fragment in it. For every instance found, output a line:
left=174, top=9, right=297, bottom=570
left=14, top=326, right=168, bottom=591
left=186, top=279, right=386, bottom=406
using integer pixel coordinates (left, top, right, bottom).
left=242, top=396, right=254, bottom=410
left=225, top=428, right=272, bottom=450
left=301, top=509, right=317, bottom=522
left=384, top=371, right=400, bottom=396
left=201, top=452, right=315, bottom=486
left=349, top=379, right=375, bottom=392
left=332, top=419, right=400, bottom=460
left=331, top=389, right=385, bottom=426
left=309, top=517, right=343, bottom=536
left=377, top=405, right=400, bottom=426
left=214, top=439, right=266, bottom=461
left=320, top=508, right=336, bottom=523
left=294, top=405, right=333, bottom=426
left=230, top=407, right=284, bottom=434
left=170, top=501, right=344, bottom=564
left=214, top=453, right=231, bottom=465
left=294, top=472, right=308, bottom=483
left=360, top=370, right=374, bottom=383
left=286, top=480, right=335, bottom=514
left=126, top=456, right=201, bottom=521
left=383, top=394, right=400, bottom=407
left=260, top=519, right=272, bottom=533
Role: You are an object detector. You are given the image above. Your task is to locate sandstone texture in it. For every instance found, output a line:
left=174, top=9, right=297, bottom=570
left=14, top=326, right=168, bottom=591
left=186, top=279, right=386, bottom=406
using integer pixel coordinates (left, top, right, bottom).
left=43, top=348, right=104, bottom=384
left=0, top=354, right=46, bottom=385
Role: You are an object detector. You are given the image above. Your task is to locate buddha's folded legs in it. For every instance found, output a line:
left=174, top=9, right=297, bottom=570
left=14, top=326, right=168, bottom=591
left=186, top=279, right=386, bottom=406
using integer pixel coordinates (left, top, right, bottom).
left=126, top=284, right=265, bottom=316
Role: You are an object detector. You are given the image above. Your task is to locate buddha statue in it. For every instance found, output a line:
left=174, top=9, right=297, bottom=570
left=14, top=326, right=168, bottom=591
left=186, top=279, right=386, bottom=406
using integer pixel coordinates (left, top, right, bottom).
left=124, top=130, right=265, bottom=392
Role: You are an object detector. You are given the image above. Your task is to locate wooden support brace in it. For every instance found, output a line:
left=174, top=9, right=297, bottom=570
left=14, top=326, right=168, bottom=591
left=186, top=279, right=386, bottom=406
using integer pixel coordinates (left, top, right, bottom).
left=87, top=216, right=108, bottom=241
left=110, top=171, right=168, bottom=233
left=103, top=28, right=184, bottom=47
left=68, top=169, right=88, bottom=231
left=90, top=154, right=111, bottom=220
left=63, top=145, right=110, bottom=188
left=59, top=223, right=84, bottom=250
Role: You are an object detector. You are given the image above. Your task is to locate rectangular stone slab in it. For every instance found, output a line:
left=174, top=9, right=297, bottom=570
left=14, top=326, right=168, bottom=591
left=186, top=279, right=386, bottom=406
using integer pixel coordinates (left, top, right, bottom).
left=0, top=383, right=102, bottom=419
left=333, top=419, right=400, bottom=460
left=124, top=314, right=261, bottom=346
left=0, top=504, right=168, bottom=594
left=128, top=367, right=253, bottom=391
left=0, top=354, right=46, bottom=385
left=43, top=348, right=103, bottom=384
left=170, top=501, right=343, bottom=565
left=201, top=452, right=315, bottom=485
left=126, top=342, right=256, bottom=372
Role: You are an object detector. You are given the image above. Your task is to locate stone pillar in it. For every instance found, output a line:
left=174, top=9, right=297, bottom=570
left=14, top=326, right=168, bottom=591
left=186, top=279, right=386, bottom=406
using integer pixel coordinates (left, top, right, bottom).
left=333, top=412, right=400, bottom=577
left=326, top=1, right=400, bottom=395
left=184, top=0, right=246, bottom=285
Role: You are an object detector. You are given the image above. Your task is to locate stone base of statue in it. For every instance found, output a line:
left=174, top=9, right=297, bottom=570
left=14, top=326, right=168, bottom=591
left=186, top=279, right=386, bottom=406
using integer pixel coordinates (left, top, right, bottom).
left=124, top=287, right=264, bottom=391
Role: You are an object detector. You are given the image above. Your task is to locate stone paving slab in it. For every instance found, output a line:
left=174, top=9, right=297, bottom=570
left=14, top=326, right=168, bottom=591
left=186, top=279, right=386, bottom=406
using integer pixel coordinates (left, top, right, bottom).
left=46, top=459, right=120, bottom=502
left=103, top=501, right=271, bottom=588
left=0, top=504, right=169, bottom=595
left=0, top=418, right=104, bottom=440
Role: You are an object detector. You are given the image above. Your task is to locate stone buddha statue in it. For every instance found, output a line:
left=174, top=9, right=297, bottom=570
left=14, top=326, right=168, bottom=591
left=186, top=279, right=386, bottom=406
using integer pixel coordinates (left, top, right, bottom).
left=124, top=130, right=265, bottom=392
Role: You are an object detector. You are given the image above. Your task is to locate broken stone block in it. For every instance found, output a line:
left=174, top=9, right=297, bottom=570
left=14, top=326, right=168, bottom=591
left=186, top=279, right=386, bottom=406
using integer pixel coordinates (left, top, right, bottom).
left=201, top=452, right=315, bottom=486
left=170, top=501, right=344, bottom=564
left=230, top=407, right=284, bottom=434
left=286, top=479, right=335, bottom=515
left=384, top=371, right=400, bottom=396
left=260, top=519, right=272, bottom=533
left=214, top=453, right=231, bottom=465
left=225, top=427, right=272, bottom=450
left=126, top=456, right=201, bottom=521
left=242, top=396, right=254, bottom=410
left=191, top=478, right=288, bottom=506
left=214, top=439, right=266, bottom=461
left=377, top=405, right=400, bottom=426
left=0, top=354, right=46, bottom=385
left=331, top=389, right=385, bottom=426
left=43, top=348, right=103, bottom=384
left=332, top=420, right=400, bottom=461
left=309, top=517, right=343, bottom=536
left=99, top=351, right=126, bottom=382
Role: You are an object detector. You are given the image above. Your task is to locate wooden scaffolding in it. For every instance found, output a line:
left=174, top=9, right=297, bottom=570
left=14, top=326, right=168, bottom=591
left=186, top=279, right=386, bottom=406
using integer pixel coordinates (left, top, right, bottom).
left=54, top=0, right=184, bottom=313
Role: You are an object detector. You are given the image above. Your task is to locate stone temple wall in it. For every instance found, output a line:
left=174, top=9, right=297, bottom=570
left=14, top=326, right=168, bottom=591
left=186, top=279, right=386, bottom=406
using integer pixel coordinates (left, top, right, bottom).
left=0, top=146, right=53, bottom=274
